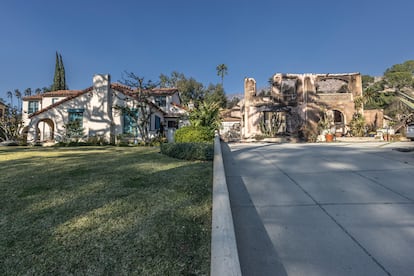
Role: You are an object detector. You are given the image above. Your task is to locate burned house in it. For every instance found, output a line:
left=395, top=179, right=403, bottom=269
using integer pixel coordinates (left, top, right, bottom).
left=241, top=72, right=382, bottom=139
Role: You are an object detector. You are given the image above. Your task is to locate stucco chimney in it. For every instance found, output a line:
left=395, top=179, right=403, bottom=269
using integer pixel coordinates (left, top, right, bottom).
left=93, top=74, right=110, bottom=93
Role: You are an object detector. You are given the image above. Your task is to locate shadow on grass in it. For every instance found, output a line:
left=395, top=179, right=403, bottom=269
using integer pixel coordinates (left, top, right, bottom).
left=0, top=147, right=212, bottom=275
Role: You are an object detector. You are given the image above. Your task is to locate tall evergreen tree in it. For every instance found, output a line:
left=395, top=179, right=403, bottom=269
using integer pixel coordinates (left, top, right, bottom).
left=51, top=52, right=67, bottom=91
left=52, top=52, right=61, bottom=91
left=59, top=54, right=67, bottom=90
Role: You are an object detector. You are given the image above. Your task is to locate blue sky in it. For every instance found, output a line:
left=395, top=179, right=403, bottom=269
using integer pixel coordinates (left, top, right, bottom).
left=1, top=0, right=413, bottom=103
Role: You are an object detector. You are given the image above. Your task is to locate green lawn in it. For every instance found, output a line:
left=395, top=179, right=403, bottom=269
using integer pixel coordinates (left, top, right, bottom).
left=0, top=146, right=212, bottom=275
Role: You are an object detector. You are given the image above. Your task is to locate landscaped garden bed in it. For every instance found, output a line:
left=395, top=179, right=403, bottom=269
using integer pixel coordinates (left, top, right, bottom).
left=0, top=146, right=212, bottom=275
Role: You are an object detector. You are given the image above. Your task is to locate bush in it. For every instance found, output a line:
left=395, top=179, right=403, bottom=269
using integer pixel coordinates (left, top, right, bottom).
left=160, top=142, right=214, bottom=161
left=174, top=126, right=214, bottom=143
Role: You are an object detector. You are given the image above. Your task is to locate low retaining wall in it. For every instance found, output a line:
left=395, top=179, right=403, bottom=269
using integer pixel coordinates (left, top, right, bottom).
left=210, top=135, right=241, bottom=276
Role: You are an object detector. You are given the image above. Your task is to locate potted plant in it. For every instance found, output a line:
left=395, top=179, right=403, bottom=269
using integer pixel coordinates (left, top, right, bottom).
left=325, top=131, right=334, bottom=142
left=318, top=109, right=334, bottom=142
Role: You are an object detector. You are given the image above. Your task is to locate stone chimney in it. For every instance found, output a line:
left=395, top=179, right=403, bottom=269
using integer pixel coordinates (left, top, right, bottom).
left=244, top=78, right=256, bottom=101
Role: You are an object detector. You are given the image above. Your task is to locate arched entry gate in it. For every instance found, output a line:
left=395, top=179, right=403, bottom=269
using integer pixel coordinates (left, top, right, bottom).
left=333, top=110, right=345, bottom=136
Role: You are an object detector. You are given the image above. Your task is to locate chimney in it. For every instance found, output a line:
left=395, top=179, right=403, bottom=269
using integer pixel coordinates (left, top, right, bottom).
left=93, top=74, right=110, bottom=93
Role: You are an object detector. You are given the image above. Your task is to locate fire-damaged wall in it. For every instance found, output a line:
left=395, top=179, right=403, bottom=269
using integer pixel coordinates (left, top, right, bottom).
left=241, top=72, right=377, bottom=139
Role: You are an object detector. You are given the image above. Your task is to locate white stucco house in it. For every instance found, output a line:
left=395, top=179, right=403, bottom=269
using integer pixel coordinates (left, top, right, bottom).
left=21, top=74, right=188, bottom=144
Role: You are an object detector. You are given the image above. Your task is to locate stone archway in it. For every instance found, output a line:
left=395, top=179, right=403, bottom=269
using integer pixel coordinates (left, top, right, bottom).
left=332, top=110, right=345, bottom=136
left=36, top=118, right=55, bottom=142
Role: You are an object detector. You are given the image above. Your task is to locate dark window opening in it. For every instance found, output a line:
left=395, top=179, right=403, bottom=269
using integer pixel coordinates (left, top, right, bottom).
left=28, top=101, right=39, bottom=114
left=154, top=96, right=166, bottom=107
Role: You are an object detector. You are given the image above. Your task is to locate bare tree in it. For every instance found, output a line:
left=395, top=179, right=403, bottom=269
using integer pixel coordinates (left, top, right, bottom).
left=0, top=106, right=23, bottom=142
left=116, top=72, right=158, bottom=145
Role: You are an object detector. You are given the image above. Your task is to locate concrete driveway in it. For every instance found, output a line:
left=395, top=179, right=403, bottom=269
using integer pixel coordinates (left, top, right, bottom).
left=222, top=142, right=414, bottom=276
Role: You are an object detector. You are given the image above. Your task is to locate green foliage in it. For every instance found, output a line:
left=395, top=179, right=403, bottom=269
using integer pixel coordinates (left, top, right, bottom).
left=385, top=60, right=414, bottom=75
left=349, top=113, right=366, bottom=137
left=216, top=63, right=228, bottom=86
left=159, top=71, right=205, bottom=106
left=384, top=60, right=414, bottom=89
left=160, top=142, right=214, bottom=161
left=362, top=75, right=375, bottom=88
left=189, top=101, right=221, bottom=130
left=51, top=52, right=67, bottom=91
left=384, top=71, right=414, bottom=89
left=204, top=83, right=227, bottom=108
left=364, top=91, right=396, bottom=110
left=63, top=120, right=84, bottom=142
left=259, top=112, right=283, bottom=137
left=159, top=70, right=228, bottom=107
left=174, top=125, right=215, bottom=143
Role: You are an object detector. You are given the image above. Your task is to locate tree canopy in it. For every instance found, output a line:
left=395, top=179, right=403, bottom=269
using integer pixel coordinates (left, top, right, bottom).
left=383, top=60, right=414, bottom=89
left=216, top=64, right=228, bottom=86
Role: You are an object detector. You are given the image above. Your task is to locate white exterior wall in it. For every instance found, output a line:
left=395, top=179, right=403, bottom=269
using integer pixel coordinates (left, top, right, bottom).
left=23, top=74, right=189, bottom=144
left=42, top=96, right=66, bottom=107
left=166, top=94, right=181, bottom=110
left=22, top=99, right=42, bottom=126
left=26, top=74, right=115, bottom=143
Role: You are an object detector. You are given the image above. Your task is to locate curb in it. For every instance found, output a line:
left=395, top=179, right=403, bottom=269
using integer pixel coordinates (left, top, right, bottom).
left=210, top=135, right=242, bottom=276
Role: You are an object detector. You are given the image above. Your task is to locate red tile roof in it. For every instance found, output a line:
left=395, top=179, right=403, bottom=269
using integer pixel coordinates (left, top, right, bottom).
left=22, top=90, right=81, bottom=100
left=149, top=88, right=178, bottom=95
left=28, top=84, right=167, bottom=118
left=22, top=95, right=42, bottom=100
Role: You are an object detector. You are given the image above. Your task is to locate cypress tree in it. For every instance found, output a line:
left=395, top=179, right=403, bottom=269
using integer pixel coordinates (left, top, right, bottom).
left=51, top=52, right=67, bottom=91
left=52, top=52, right=61, bottom=91
left=59, top=54, right=67, bottom=90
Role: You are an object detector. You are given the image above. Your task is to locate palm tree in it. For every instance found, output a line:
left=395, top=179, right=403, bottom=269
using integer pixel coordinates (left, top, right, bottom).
left=24, top=88, right=32, bottom=97
left=6, top=91, right=13, bottom=107
left=14, top=89, right=22, bottom=111
left=216, top=64, right=228, bottom=86
left=16, top=89, right=23, bottom=111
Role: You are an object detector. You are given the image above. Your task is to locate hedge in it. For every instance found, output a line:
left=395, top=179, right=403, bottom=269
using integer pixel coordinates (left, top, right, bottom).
left=174, top=126, right=214, bottom=143
left=160, top=142, right=214, bottom=161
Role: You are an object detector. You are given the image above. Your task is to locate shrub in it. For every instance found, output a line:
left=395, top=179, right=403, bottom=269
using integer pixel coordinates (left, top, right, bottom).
left=160, top=142, right=214, bottom=161
left=349, top=113, right=366, bottom=137
left=174, top=126, right=214, bottom=143
left=87, top=135, right=109, bottom=146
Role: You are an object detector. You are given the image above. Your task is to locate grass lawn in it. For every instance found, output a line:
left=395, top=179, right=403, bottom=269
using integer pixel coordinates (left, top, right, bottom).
left=0, top=146, right=212, bottom=275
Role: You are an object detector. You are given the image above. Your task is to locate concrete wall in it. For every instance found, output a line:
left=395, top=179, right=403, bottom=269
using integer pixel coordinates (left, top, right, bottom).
left=211, top=134, right=241, bottom=276
left=364, top=109, right=384, bottom=129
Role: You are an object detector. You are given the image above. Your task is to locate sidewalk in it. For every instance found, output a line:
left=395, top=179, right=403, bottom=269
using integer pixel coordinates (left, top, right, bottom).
left=222, top=141, right=414, bottom=276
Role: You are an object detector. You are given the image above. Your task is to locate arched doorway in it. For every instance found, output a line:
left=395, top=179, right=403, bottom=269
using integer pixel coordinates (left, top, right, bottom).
left=333, top=110, right=345, bottom=136
left=36, top=118, right=55, bottom=142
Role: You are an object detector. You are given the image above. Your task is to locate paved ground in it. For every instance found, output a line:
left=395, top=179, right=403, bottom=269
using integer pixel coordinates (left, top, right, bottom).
left=222, top=141, right=414, bottom=276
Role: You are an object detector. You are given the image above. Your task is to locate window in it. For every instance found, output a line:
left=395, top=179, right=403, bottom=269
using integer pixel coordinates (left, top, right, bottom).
left=52, top=98, right=59, bottom=104
left=154, top=96, right=166, bottom=107
left=167, top=120, right=178, bottom=128
left=151, top=115, right=161, bottom=131
left=68, top=109, right=84, bottom=127
left=28, top=101, right=39, bottom=114
left=123, top=109, right=138, bottom=135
